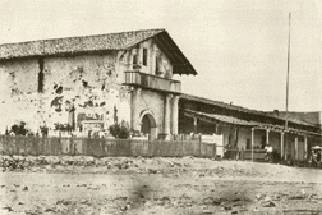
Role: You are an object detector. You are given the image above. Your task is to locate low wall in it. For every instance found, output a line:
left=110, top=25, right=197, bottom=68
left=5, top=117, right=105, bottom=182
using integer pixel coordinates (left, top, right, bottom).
left=0, top=135, right=216, bottom=158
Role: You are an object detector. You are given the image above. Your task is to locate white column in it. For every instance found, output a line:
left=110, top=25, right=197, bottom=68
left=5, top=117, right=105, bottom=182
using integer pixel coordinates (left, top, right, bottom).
left=172, top=96, right=179, bottom=135
left=251, top=128, right=254, bottom=162
left=304, top=135, right=308, bottom=160
left=193, top=116, right=198, bottom=134
left=294, top=137, right=299, bottom=161
left=280, top=132, right=284, bottom=160
left=130, top=87, right=141, bottom=131
left=164, top=94, right=171, bottom=137
left=284, top=133, right=287, bottom=161
left=266, top=129, right=269, bottom=145
left=129, top=87, right=135, bottom=130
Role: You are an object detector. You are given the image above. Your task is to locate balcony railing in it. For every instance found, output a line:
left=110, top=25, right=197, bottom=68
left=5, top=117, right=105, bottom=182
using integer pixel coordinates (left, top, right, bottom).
left=124, top=70, right=181, bottom=93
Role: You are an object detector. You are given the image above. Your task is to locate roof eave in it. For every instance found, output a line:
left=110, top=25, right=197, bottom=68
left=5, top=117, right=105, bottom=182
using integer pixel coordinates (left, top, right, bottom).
left=153, top=31, right=197, bottom=75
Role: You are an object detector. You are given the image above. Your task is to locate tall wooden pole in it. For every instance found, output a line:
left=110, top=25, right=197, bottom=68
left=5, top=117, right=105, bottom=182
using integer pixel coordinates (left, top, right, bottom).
left=251, top=128, right=254, bottom=162
left=285, top=13, right=291, bottom=131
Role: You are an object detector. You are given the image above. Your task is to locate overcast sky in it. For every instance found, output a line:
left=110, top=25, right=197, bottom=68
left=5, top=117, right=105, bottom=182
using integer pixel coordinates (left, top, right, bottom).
left=1, top=0, right=322, bottom=111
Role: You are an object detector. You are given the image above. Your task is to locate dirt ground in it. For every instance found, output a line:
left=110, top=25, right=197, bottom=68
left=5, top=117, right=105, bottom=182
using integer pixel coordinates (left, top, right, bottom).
left=0, top=157, right=322, bottom=215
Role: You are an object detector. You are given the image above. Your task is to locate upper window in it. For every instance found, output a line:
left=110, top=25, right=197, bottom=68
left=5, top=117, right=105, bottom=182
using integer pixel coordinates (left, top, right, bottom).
left=133, top=54, right=138, bottom=65
left=155, top=55, right=161, bottom=74
left=37, top=59, right=44, bottom=93
left=142, top=48, right=148, bottom=66
left=132, top=54, right=138, bottom=69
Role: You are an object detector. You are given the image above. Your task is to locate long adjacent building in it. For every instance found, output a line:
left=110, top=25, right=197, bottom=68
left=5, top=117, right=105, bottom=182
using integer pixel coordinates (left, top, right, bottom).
left=179, top=93, right=322, bottom=161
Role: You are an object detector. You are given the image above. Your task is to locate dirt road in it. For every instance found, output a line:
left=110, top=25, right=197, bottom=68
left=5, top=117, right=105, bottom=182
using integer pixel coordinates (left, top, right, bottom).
left=0, top=157, right=322, bottom=214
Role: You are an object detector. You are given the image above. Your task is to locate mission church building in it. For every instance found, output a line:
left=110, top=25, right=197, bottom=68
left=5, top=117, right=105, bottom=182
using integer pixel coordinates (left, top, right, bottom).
left=0, top=29, right=196, bottom=138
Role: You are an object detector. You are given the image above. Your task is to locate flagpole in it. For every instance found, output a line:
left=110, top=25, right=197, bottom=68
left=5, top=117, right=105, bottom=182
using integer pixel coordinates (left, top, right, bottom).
left=285, top=13, right=291, bottom=131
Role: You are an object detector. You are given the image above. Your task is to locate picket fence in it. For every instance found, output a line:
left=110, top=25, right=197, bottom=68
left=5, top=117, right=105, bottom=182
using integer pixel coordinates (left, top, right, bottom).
left=0, top=135, right=216, bottom=158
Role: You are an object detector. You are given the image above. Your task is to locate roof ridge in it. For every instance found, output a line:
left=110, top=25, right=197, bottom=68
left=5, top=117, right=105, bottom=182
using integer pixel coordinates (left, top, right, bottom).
left=0, top=28, right=196, bottom=75
left=0, top=28, right=166, bottom=46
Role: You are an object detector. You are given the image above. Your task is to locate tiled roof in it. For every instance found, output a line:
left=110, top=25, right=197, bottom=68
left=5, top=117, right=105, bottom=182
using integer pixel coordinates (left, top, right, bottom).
left=184, top=109, right=320, bottom=135
left=184, top=109, right=258, bottom=126
left=180, top=93, right=314, bottom=127
left=0, top=29, right=164, bottom=59
left=0, top=28, right=197, bottom=75
left=180, top=93, right=267, bottom=115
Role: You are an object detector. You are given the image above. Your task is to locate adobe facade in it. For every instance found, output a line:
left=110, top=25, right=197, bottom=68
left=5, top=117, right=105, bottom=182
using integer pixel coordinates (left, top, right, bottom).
left=0, top=29, right=196, bottom=138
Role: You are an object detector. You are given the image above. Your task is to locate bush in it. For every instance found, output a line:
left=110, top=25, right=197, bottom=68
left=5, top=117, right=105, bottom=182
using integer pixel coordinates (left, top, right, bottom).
left=119, top=126, right=129, bottom=139
left=11, top=122, right=28, bottom=135
left=109, top=122, right=129, bottom=139
left=109, top=124, right=120, bottom=138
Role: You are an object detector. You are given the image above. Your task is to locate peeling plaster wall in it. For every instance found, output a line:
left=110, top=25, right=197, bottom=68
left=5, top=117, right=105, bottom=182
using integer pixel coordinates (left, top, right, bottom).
left=43, top=55, right=117, bottom=91
left=0, top=53, right=132, bottom=134
left=0, top=38, right=175, bottom=136
left=41, top=55, right=118, bottom=129
left=2, top=59, right=38, bottom=93
left=0, top=60, right=40, bottom=133
left=40, top=54, right=133, bottom=132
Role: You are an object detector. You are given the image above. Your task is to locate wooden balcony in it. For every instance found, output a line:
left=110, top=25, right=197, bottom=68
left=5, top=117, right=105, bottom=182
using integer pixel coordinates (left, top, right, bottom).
left=124, top=70, right=181, bottom=93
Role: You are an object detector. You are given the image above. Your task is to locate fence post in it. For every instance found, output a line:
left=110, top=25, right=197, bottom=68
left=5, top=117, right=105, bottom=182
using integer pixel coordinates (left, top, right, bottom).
left=17, top=136, right=20, bottom=156
left=2, top=136, right=5, bottom=155
left=150, top=139, right=154, bottom=157
left=70, top=137, right=73, bottom=157
left=199, top=135, right=202, bottom=157
left=43, top=136, right=46, bottom=156
left=36, top=136, right=39, bottom=157
left=23, top=137, right=27, bottom=156
left=181, top=139, right=184, bottom=157
left=129, top=138, right=132, bottom=157
left=14, top=136, right=17, bottom=155
left=0, top=136, right=3, bottom=156
left=58, top=132, right=62, bottom=156
left=251, top=128, right=254, bottom=162
left=100, top=138, right=104, bottom=157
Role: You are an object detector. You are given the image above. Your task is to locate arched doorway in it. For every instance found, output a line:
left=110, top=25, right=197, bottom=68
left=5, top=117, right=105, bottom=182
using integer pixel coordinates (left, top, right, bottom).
left=141, top=114, right=157, bottom=139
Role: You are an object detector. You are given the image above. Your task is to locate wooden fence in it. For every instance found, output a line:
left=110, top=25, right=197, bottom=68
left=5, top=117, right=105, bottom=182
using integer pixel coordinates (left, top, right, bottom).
left=0, top=135, right=216, bottom=158
left=225, top=148, right=267, bottom=161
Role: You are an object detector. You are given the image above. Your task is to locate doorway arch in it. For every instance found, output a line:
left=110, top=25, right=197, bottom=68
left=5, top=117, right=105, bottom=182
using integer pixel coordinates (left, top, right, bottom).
left=140, top=111, right=157, bottom=139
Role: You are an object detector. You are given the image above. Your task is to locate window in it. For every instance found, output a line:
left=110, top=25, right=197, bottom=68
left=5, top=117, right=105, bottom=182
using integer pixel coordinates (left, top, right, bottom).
left=155, top=55, right=161, bottom=74
left=132, top=54, right=138, bottom=69
left=37, top=71, right=43, bottom=93
left=37, top=59, right=43, bottom=93
left=143, top=48, right=148, bottom=66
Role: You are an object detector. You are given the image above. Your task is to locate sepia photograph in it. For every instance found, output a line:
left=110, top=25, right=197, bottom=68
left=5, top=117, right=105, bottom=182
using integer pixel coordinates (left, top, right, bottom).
left=0, top=0, right=322, bottom=214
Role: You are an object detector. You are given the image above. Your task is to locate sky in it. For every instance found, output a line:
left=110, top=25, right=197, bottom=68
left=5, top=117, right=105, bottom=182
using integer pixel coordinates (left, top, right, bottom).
left=0, top=0, right=322, bottom=111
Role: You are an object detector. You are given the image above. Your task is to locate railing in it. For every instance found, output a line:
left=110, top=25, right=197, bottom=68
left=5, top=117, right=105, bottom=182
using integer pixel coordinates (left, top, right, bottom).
left=124, top=70, right=181, bottom=93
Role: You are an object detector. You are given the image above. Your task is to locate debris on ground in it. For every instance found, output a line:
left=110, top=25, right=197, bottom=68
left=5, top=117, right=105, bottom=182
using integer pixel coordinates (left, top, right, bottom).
left=0, top=157, right=322, bottom=214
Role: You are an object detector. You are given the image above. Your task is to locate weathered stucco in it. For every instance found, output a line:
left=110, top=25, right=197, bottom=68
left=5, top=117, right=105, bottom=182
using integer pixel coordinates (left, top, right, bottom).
left=0, top=38, right=179, bottom=137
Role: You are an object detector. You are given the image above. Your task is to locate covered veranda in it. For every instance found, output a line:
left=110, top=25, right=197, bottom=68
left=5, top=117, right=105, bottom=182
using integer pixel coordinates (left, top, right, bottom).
left=183, top=109, right=322, bottom=162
